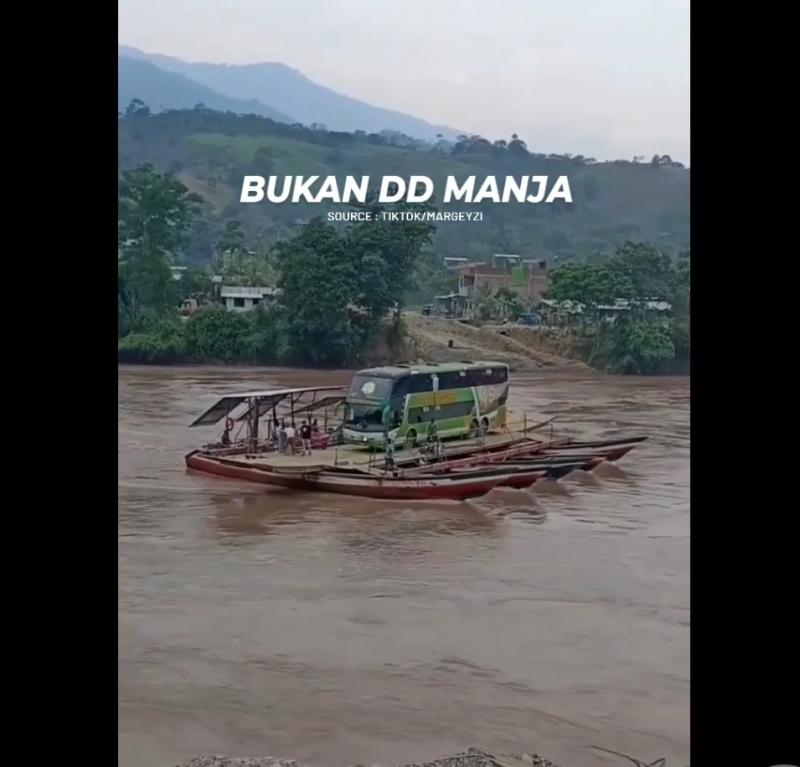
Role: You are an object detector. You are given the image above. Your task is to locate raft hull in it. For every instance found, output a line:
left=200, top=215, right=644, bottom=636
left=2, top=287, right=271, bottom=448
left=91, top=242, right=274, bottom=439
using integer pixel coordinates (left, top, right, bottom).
left=186, top=452, right=516, bottom=500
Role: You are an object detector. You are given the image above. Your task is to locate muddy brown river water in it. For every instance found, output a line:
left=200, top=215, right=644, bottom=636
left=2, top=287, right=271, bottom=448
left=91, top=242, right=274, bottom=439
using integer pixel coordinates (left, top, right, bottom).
left=118, top=366, right=689, bottom=767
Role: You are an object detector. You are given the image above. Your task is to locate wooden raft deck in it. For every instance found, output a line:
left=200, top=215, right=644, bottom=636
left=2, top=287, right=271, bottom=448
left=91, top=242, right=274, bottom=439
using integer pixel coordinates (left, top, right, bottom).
left=224, top=431, right=540, bottom=475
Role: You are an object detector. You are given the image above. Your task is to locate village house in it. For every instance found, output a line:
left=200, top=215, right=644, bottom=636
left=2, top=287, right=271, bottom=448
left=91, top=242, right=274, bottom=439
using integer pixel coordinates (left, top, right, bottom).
left=220, top=285, right=279, bottom=312
left=442, top=257, right=469, bottom=270
left=432, top=291, right=471, bottom=318
left=435, top=254, right=550, bottom=319
left=596, top=299, right=672, bottom=323
left=539, top=298, right=672, bottom=326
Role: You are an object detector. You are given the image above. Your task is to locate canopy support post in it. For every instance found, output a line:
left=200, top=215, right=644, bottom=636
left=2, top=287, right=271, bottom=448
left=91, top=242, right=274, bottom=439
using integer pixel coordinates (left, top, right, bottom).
left=248, top=396, right=259, bottom=454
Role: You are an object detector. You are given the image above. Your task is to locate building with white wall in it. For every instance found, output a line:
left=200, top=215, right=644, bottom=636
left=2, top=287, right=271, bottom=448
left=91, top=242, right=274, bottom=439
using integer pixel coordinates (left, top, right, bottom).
left=220, top=286, right=278, bottom=312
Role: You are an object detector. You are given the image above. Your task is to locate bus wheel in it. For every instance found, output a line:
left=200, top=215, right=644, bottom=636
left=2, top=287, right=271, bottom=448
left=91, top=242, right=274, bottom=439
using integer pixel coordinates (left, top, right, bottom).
left=406, top=429, right=418, bottom=448
left=480, top=417, right=489, bottom=434
left=469, top=420, right=480, bottom=438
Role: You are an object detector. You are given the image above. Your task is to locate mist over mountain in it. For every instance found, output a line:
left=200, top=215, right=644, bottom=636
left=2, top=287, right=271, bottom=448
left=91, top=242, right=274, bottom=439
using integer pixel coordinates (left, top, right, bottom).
left=119, top=45, right=460, bottom=141
left=118, top=56, right=292, bottom=123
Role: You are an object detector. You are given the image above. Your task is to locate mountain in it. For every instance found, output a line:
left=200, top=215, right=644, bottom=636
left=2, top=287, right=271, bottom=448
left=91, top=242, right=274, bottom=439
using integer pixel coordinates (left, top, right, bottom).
left=118, top=107, right=690, bottom=275
left=118, top=56, right=292, bottom=123
left=118, top=45, right=460, bottom=141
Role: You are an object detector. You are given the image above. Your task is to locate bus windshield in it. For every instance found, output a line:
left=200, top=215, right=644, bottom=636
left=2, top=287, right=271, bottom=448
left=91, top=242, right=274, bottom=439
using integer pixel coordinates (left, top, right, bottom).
left=348, top=375, right=394, bottom=401
left=345, top=403, right=386, bottom=432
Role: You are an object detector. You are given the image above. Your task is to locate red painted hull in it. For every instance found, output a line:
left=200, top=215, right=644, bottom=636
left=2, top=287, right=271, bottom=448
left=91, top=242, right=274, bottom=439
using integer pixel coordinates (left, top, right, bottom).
left=186, top=452, right=512, bottom=500
left=500, top=471, right=547, bottom=489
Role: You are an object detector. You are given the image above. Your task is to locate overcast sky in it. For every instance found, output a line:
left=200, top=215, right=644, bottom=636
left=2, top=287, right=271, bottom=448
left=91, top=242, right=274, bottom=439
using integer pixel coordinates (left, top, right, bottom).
left=118, top=0, right=689, bottom=163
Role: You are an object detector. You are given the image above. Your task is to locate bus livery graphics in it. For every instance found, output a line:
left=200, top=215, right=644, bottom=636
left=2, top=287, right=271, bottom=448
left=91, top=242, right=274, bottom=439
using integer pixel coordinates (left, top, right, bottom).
left=343, top=361, right=509, bottom=448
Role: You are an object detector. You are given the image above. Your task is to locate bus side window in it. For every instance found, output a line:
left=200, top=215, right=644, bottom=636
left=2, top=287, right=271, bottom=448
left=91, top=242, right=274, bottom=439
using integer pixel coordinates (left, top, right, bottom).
left=436, top=401, right=473, bottom=419
left=409, top=407, right=435, bottom=423
left=465, top=370, right=483, bottom=387
left=438, top=371, right=462, bottom=390
left=408, top=374, right=433, bottom=394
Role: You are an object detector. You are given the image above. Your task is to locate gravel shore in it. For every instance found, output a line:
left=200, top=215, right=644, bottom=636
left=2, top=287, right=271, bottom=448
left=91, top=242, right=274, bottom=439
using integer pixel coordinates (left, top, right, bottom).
left=178, top=747, right=558, bottom=767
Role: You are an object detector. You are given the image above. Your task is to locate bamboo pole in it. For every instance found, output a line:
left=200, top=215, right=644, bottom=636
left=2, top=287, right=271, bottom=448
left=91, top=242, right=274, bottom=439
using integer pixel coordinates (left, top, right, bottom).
left=249, top=397, right=259, bottom=454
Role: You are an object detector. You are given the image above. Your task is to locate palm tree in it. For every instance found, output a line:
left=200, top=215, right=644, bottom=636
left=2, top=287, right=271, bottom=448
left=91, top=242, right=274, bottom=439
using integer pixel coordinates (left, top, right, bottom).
left=475, top=284, right=499, bottom=322
left=495, top=287, right=522, bottom=321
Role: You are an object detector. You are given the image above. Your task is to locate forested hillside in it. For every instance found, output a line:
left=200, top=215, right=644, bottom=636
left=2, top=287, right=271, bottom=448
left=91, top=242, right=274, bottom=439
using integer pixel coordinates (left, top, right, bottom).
left=118, top=105, right=689, bottom=267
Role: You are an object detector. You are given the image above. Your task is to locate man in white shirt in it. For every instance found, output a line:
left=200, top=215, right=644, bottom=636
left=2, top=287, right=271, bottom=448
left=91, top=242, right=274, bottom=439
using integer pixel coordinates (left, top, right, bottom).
left=284, top=423, right=296, bottom=453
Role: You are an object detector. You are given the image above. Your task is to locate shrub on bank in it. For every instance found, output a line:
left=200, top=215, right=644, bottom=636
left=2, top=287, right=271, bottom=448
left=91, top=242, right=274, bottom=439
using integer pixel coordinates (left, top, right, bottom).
left=183, top=306, right=280, bottom=363
left=184, top=307, right=250, bottom=362
left=117, top=317, right=187, bottom=363
left=243, top=305, right=279, bottom=364
left=613, top=318, right=675, bottom=374
left=586, top=318, right=676, bottom=374
left=117, top=306, right=281, bottom=365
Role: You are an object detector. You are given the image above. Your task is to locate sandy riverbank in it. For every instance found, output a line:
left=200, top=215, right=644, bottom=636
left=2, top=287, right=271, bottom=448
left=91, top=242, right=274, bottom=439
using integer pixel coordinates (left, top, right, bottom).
left=363, top=314, right=592, bottom=373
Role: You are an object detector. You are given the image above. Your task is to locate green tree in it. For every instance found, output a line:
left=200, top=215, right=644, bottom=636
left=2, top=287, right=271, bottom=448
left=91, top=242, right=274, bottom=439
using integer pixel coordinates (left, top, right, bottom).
left=407, top=246, right=457, bottom=305
left=244, top=305, right=279, bottom=364
left=612, top=318, right=676, bottom=374
left=547, top=242, right=686, bottom=373
left=274, top=209, right=435, bottom=365
left=118, top=163, right=202, bottom=321
left=508, top=133, right=528, bottom=156
left=548, top=261, right=633, bottom=320
left=495, top=287, right=523, bottom=321
left=672, top=250, right=690, bottom=368
left=233, top=253, right=275, bottom=287
left=125, top=98, right=151, bottom=118
left=118, top=316, right=186, bottom=363
left=215, top=219, right=249, bottom=276
left=185, top=307, right=250, bottom=362
left=183, top=264, right=214, bottom=298
left=475, top=284, right=499, bottom=322
left=346, top=201, right=436, bottom=319
left=118, top=274, right=135, bottom=338
left=675, top=249, right=690, bottom=297
left=275, top=219, right=361, bottom=365
left=608, top=241, right=674, bottom=304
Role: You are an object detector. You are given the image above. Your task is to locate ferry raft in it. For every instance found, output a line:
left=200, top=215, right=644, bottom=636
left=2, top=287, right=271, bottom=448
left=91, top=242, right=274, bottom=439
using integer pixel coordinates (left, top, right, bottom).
left=184, top=377, right=646, bottom=501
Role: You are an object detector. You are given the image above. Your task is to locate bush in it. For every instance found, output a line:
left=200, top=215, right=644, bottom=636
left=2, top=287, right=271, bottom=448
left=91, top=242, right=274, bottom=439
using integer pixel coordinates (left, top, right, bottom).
left=610, top=318, right=675, bottom=374
left=118, top=317, right=187, bottom=363
left=243, top=306, right=279, bottom=364
left=185, top=307, right=250, bottom=362
left=118, top=306, right=283, bottom=365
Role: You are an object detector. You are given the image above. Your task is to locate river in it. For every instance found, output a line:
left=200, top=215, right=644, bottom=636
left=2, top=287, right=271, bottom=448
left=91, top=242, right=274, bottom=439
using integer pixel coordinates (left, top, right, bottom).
left=118, top=366, right=689, bottom=767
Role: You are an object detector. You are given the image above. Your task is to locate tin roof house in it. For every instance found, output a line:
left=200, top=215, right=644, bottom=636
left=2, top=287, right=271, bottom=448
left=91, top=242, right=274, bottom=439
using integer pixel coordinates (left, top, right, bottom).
left=220, top=286, right=279, bottom=312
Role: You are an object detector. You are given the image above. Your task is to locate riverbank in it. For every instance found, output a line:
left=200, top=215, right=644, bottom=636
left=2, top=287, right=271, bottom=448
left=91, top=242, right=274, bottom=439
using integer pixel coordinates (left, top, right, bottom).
left=179, top=748, right=559, bottom=767
left=117, top=308, right=688, bottom=375
left=117, top=310, right=591, bottom=372
left=379, top=314, right=592, bottom=373
left=394, top=315, right=688, bottom=376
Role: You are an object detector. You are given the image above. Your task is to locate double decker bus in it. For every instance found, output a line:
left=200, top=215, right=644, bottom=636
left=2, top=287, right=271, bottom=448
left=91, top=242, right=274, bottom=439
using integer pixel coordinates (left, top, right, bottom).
left=343, top=361, right=509, bottom=448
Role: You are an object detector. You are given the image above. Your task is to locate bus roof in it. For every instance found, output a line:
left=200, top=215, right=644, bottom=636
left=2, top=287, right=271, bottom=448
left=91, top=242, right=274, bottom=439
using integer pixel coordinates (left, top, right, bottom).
left=355, top=361, right=508, bottom=378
